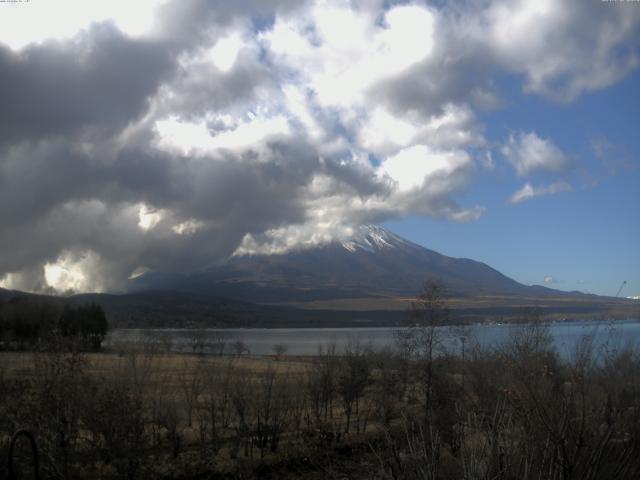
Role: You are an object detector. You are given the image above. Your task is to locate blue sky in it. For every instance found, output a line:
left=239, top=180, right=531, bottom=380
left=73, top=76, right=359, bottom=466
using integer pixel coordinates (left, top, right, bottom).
left=0, top=0, right=638, bottom=296
left=386, top=70, right=640, bottom=296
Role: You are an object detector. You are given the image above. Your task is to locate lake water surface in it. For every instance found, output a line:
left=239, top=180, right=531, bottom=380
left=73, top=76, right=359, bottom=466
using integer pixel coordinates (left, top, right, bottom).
left=106, top=319, right=640, bottom=359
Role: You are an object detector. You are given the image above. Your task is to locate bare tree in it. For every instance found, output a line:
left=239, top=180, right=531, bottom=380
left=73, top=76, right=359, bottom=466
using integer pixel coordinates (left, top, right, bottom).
left=399, top=280, right=449, bottom=424
left=82, top=378, right=149, bottom=478
left=272, top=343, right=288, bottom=359
left=252, top=367, right=294, bottom=458
left=372, top=414, right=442, bottom=480
left=198, top=358, right=235, bottom=454
left=230, top=370, right=256, bottom=459
left=158, top=332, right=173, bottom=354
left=369, top=347, right=403, bottom=427
left=307, top=343, right=339, bottom=423
left=177, top=358, right=205, bottom=427
left=232, top=339, right=248, bottom=357
left=337, top=342, right=371, bottom=433
left=188, top=330, right=207, bottom=355
left=211, top=331, right=227, bottom=356
left=29, top=338, right=88, bottom=478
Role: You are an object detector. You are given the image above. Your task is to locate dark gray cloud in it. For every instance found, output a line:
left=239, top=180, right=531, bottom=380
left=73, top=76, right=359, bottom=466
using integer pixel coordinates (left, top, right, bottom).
left=0, top=23, right=175, bottom=146
left=0, top=135, right=375, bottom=289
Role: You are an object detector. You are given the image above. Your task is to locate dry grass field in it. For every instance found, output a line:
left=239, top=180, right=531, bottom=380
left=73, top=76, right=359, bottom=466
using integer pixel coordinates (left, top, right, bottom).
left=2, top=317, right=640, bottom=479
left=1, top=350, right=312, bottom=378
left=264, top=294, right=640, bottom=324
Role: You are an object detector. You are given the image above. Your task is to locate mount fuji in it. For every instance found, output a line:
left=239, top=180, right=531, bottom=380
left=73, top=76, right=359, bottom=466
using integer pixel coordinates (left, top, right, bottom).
left=129, top=225, right=588, bottom=306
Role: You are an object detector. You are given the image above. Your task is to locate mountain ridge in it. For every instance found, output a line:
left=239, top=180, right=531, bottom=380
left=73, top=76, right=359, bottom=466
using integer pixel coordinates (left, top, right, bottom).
left=129, top=225, right=602, bottom=303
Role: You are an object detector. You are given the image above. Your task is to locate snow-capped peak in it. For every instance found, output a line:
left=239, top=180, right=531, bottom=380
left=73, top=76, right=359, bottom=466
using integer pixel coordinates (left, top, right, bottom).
left=341, top=225, right=407, bottom=253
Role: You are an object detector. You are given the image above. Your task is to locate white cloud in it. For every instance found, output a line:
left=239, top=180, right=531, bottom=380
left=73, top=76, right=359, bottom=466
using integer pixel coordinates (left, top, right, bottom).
left=138, top=204, right=163, bottom=230
left=172, top=219, right=205, bottom=236
left=0, top=271, right=41, bottom=292
left=508, top=181, right=572, bottom=204
left=44, top=250, right=109, bottom=293
left=417, top=104, right=485, bottom=150
left=234, top=222, right=356, bottom=256
left=483, top=0, right=640, bottom=101
left=153, top=114, right=290, bottom=156
left=359, top=107, right=418, bottom=155
left=283, top=84, right=324, bottom=141
left=378, top=145, right=471, bottom=192
left=128, top=266, right=151, bottom=279
left=481, top=151, right=495, bottom=170
left=261, top=3, right=435, bottom=109
left=450, top=206, right=486, bottom=223
left=359, top=104, right=484, bottom=158
left=544, top=275, right=556, bottom=285
left=502, top=131, right=570, bottom=177
left=208, top=32, right=244, bottom=72
left=0, top=0, right=165, bottom=50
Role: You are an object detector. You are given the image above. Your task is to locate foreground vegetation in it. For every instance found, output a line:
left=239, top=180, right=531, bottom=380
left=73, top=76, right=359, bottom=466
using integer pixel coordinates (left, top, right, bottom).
left=1, top=285, right=639, bottom=479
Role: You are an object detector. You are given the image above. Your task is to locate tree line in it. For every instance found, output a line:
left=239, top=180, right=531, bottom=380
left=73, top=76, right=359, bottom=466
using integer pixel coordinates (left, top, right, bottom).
left=0, top=296, right=108, bottom=350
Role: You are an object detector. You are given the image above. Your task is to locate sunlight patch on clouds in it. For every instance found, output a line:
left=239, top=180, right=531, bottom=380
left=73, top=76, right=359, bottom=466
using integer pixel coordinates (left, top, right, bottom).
left=44, top=250, right=105, bottom=293
left=138, top=204, right=163, bottom=230
left=154, top=114, right=290, bottom=155
left=0, top=269, right=46, bottom=292
left=359, top=108, right=417, bottom=154
left=0, top=274, right=18, bottom=290
left=0, top=0, right=163, bottom=50
left=379, top=145, right=470, bottom=192
left=360, top=104, right=484, bottom=157
left=263, top=3, right=434, bottom=108
left=154, top=117, right=213, bottom=155
left=44, top=264, right=85, bottom=292
left=489, top=0, right=555, bottom=55
left=172, top=219, right=205, bottom=236
left=264, top=18, right=314, bottom=59
left=208, top=33, right=244, bottom=72
left=234, top=222, right=357, bottom=256
left=128, top=266, right=151, bottom=280
left=380, top=5, right=435, bottom=69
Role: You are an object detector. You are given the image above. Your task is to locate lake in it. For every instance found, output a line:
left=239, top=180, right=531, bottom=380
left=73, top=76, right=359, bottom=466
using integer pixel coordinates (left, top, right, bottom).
left=106, top=319, right=640, bottom=360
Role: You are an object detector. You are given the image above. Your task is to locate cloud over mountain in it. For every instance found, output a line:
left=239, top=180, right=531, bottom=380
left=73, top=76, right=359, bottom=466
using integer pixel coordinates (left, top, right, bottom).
left=0, top=0, right=638, bottom=292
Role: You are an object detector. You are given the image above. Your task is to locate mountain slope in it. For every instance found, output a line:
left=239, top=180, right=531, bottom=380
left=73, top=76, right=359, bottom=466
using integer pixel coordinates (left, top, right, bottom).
left=3, top=223, right=638, bottom=327
left=130, top=225, right=578, bottom=303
